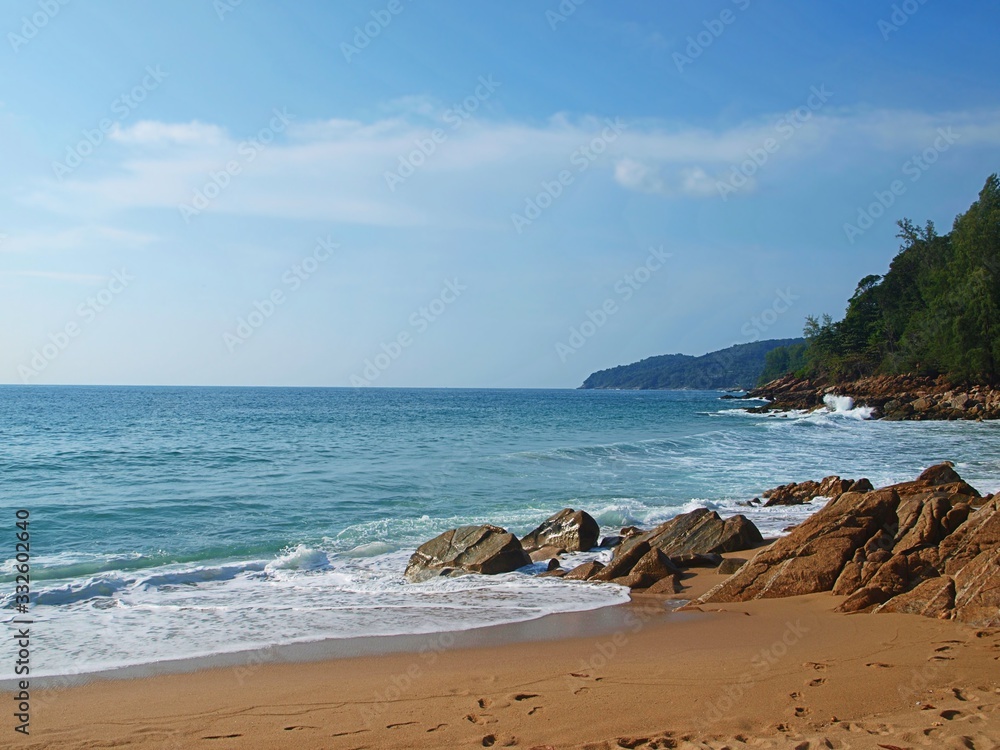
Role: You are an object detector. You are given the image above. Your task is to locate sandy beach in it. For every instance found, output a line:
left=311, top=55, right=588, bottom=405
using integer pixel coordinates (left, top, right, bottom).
left=15, top=564, right=1000, bottom=750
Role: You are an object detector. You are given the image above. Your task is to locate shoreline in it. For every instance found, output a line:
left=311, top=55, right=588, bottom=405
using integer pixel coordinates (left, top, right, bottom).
left=0, top=595, right=697, bottom=690
left=10, top=566, right=999, bottom=749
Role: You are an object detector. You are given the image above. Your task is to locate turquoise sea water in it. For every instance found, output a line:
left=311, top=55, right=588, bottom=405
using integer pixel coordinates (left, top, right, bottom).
left=3, top=386, right=1000, bottom=677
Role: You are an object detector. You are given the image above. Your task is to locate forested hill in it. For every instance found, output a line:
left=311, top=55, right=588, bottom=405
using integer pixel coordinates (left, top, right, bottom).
left=579, top=338, right=805, bottom=390
left=760, top=173, right=1000, bottom=385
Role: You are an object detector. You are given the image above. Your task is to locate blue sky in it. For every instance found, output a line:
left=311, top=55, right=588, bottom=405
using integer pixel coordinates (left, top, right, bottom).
left=2, top=0, right=999, bottom=387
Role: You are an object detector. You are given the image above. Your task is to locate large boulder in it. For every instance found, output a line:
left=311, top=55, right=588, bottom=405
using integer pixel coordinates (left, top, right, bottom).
left=615, top=508, right=763, bottom=561
left=700, top=488, right=901, bottom=601
left=520, top=508, right=600, bottom=553
left=405, top=525, right=531, bottom=583
left=761, top=475, right=868, bottom=507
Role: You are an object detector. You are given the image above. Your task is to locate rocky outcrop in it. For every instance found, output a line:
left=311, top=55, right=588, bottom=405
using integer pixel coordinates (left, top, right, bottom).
left=762, top=475, right=871, bottom=507
left=701, top=464, right=1000, bottom=627
left=615, top=508, right=763, bottom=561
left=405, top=525, right=531, bottom=583
left=520, top=508, right=600, bottom=553
left=745, top=373, right=1000, bottom=420
left=702, top=488, right=901, bottom=601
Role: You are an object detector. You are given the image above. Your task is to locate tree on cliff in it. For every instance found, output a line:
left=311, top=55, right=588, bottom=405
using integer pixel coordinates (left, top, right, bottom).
left=764, top=174, right=1000, bottom=385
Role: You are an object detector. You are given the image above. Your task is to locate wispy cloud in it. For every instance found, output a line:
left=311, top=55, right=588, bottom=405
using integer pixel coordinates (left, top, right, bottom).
left=20, top=105, right=1000, bottom=225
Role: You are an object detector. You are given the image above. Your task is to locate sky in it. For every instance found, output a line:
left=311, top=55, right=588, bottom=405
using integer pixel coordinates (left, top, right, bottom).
left=2, top=0, right=999, bottom=388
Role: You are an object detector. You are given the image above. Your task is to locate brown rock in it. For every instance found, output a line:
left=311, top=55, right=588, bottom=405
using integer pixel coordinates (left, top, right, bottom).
left=836, top=586, right=892, bottom=613
left=629, top=548, right=681, bottom=580
left=670, top=552, right=724, bottom=568
left=875, top=576, right=955, bottom=618
left=645, top=574, right=682, bottom=594
left=546, top=558, right=560, bottom=571
left=563, top=561, right=605, bottom=580
left=520, top=508, right=600, bottom=553
left=529, top=545, right=566, bottom=563
left=616, top=509, right=763, bottom=560
left=717, top=558, right=747, bottom=575
left=593, top=540, right=651, bottom=581
left=849, top=477, right=874, bottom=493
left=917, top=462, right=962, bottom=485
left=610, top=571, right=663, bottom=590
left=405, top=525, right=531, bottom=583
left=699, top=488, right=900, bottom=602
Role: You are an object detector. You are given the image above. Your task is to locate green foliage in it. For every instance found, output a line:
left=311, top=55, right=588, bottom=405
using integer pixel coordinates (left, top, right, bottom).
left=581, top=338, right=804, bottom=390
left=762, top=174, right=1000, bottom=385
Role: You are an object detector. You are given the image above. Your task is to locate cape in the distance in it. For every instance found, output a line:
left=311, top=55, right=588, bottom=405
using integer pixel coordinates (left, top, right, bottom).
left=579, top=338, right=804, bottom=391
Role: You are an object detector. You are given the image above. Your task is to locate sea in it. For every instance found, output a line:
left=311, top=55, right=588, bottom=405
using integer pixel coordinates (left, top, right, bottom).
left=3, top=386, right=1000, bottom=679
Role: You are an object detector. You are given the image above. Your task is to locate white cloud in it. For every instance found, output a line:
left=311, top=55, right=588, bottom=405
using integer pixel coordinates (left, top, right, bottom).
left=21, top=105, right=1000, bottom=226
left=110, top=120, right=227, bottom=147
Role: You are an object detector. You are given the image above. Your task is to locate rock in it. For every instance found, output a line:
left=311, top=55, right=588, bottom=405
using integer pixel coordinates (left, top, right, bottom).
left=630, top=548, right=681, bottom=579
left=599, top=535, right=623, bottom=548
left=670, top=552, right=724, bottom=568
left=528, top=545, right=566, bottom=563
left=645, top=574, right=682, bottom=594
left=875, top=576, right=955, bottom=618
left=610, top=571, right=664, bottom=590
left=912, top=396, right=934, bottom=412
left=537, top=569, right=567, bottom=578
left=563, top=561, right=605, bottom=580
left=520, top=508, right=600, bottom=553
left=717, top=558, right=747, bottom=575
left=405, top=525, right=531, bottom=583
left=762, top=476, right=860, bottom=506
left=699, top=488, right=900, bottom=602
left=918, top=462, right=962, bottom=485
left=546, top=558, right=560, bottom=571
left=593, top=540, right=652, bottom=582
left=616, top=508, right=763, bottom=560
left=849, top=478, right=874, bottom=493
left=893, top=496, right=952, bottom=554
left=836, top=586, right=893, bottom=613
left=951, top=393, right=971, bottom=410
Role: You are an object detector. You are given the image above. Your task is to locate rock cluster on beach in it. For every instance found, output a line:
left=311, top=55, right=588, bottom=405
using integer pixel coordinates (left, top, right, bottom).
left=405, top=462, right=999, bottom=627
left=405, top=506, right=766, bottom=592
left=746, top=373, right=1000, bottom=420
left=757, top=475, right=873, bottom=507
left=701, top=463, right=1000, bottom=627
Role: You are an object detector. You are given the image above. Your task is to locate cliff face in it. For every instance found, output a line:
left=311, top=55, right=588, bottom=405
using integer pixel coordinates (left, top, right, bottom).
left=580, top=338, right=804, bottom=391
left=747, top=373, right=1000, bottom=420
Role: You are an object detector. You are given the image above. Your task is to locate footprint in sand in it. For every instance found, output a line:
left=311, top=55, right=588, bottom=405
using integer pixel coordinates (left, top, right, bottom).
left=803, top=661, right=829, bottom=671
left=527, top=706, right=543, bottom=716
left=789, top=691, right=803, bottom=700
left=511, top=693, right=539, bottom=702
left=426, top=723, right=447, bottom=732
left=482, top=734, right=496, bottom=747
left=386, top=721, right=417, bottom=729
left=794, top=706, right=811, bottom=718
left=940, top=709, right=963, bottom=720
left=807, top=677, right=826, bottom=687
left=478, top=698, right=492, bottom=709
left=282, top=725, right=317, bottom=731
left=866, top=662, right=893, bottom=668
left=201, top=734, right=243, bottom=740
